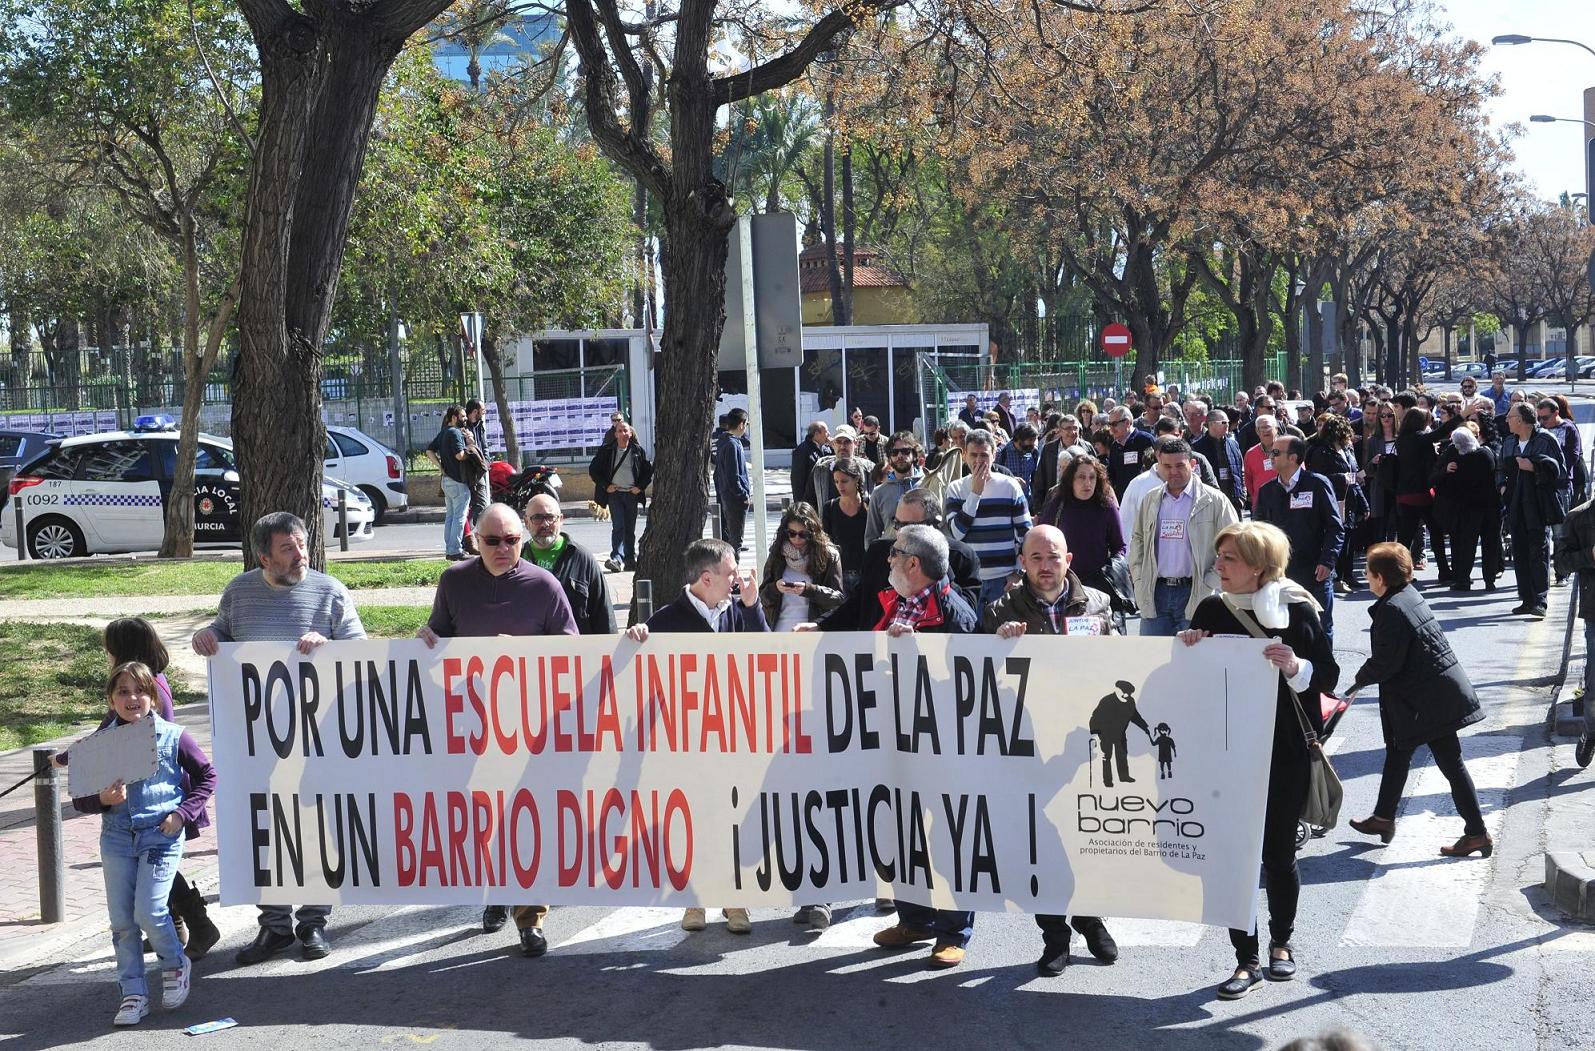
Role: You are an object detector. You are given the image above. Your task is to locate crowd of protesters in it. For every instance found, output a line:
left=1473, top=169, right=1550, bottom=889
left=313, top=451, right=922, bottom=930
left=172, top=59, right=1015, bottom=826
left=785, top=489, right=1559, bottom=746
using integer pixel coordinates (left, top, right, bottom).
left=80, top=366, right=1590, bottom=1026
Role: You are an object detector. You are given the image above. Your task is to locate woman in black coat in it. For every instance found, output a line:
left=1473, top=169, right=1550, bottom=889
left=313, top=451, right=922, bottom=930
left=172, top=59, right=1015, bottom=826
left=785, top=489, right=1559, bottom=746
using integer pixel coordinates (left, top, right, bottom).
left=1180, top=521, right=1339, bottom=1000
left=1431, top=425, right=1501, bottom=591
left=1392, top=407, right=1450, bottom=577
left=1347, top=543, right=1489, bottom=857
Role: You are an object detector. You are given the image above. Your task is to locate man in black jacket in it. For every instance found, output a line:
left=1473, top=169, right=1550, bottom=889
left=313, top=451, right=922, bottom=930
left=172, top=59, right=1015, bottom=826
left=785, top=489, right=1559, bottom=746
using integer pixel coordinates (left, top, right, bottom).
left=849, top=524, right=980, bottom=968
left=1501, top=403, right=1567, bottom=618
left=1192, top=410, right=1245, bottom=511
left=810, top=489, right=981, bottom=629
left=982, top=526, right=1120, bottom=977
left=522, top=494, right=615, bottom=635
left=1104, top=406, right=1155, bottom=500
left=588, top=419, right=653, bottom=571
left=623, top=537, right=764, bottom=935
left=791, top=420, right=831, bottom=510
left=1256, top=435, right=1345, bottom=636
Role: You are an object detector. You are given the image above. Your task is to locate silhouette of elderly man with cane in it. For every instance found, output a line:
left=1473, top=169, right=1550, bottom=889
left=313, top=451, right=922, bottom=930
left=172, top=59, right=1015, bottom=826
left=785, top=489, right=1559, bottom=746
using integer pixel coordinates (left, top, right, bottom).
left=1089, top=680, right=1152, bottom=787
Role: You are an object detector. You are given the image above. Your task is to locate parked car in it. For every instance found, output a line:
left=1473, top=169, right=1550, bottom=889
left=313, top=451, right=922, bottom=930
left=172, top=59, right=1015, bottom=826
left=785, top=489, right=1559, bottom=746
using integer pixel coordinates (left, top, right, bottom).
left=1, top=422, right=375, bottom=559
left=1525, top=357, right=1563, bottom=377
left=0, top=430, right=61, bottom=505
left=325, top=425, right=408, bottom=524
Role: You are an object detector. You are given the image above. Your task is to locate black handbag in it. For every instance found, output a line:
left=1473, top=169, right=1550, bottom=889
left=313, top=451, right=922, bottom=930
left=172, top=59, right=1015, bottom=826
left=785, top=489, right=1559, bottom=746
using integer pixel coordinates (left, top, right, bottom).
left=1095, top=554, right=1139, bottom=617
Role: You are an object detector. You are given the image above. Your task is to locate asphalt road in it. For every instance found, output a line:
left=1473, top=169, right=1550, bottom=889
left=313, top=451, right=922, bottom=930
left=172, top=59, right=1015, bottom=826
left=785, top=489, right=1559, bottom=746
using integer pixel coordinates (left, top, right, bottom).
left=1, top=558, right=1590, bottom=1050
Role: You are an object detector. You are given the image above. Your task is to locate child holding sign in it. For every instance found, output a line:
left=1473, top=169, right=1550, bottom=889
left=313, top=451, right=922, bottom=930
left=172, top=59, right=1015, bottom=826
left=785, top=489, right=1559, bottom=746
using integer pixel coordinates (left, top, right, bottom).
left=71, top=662, right=216, bottom=1026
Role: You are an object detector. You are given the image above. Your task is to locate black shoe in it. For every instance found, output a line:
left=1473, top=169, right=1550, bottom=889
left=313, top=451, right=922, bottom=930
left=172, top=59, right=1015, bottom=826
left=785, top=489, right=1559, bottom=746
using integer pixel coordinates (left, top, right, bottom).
left=519, top=927, right=548, bottom=958
left=1266, top=944, right=1297, bottom=981
left=1576, top=733, right=1594, bottom=769
left=1216, top=966, right=1264, bottom=1000
left=1526, top=606, right=1547, bottom=620
left=1036, top=946, right=1070, bottom=976
left=1450, top=583, right=1472, bottom=593
left=1484, top=579, right=1497, bottom=592
left=1118, top=775, right=1136, bottom=783
left=482, top=906, right=509, bottom=933
left=236, top=928, right=297, bottom=966
left=297, top=925, right=330, bottom=960
left=1075, top=920, right=1119, bottom=963
left=624, top=559, right=638, bottom=572
left=1511, top=604, right=1529, bottom=615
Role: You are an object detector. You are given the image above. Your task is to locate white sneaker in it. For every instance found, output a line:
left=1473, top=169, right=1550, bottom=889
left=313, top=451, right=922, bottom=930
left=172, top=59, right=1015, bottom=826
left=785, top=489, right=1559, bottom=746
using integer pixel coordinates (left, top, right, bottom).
left=680, top=907, right=707, bottom=932
left=161, top=954, right=192, bottom=1009
left=113, top=994, right=149, bottom=1026
left=724, top=908, right=752, bottom=934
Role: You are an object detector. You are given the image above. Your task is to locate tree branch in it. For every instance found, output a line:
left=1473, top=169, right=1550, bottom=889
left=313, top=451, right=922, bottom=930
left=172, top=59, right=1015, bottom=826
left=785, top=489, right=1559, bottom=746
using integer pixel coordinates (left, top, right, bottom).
left=189, top=0, right=257, bottom=158
left=714, top=6, right=899, bottom=109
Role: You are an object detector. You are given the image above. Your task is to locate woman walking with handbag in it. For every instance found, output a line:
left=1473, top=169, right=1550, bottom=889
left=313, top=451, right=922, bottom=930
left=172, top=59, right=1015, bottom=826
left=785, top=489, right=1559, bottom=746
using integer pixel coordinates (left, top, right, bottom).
left=1179, top=521, right=1338, bottom=1000
left=1346, top=543, right=1490, bottom=857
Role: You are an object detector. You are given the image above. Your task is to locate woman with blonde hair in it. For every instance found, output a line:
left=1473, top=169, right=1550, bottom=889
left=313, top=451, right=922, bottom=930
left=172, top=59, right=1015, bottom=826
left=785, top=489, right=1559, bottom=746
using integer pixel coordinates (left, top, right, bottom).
left=1180, top=521, right=1338, bottom=999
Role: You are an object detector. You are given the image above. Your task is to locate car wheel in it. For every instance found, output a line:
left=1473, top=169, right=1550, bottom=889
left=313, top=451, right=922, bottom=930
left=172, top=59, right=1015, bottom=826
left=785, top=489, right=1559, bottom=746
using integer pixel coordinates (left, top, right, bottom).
left=27, top=516, right=86, bottom=559
left=358, top=486, right=387, bottom=525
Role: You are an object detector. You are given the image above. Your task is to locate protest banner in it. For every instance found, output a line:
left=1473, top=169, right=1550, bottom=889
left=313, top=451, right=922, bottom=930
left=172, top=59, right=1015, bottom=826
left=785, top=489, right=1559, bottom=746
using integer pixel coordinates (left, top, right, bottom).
left=209, top=633, right=1278, bottom=929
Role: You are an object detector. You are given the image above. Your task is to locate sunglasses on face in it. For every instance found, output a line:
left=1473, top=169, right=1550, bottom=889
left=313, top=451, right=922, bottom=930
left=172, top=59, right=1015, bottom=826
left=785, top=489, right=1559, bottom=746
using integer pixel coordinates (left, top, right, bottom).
left=479, top=535, right=521, bottom=547
left=786, top=528, right=810, bottom=540
left=889, top=448, right=913, bottom=457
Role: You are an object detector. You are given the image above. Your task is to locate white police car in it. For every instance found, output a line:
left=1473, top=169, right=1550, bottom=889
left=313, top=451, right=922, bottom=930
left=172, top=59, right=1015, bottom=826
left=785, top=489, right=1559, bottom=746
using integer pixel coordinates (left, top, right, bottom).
left=1, top=417, right=376, bottom=558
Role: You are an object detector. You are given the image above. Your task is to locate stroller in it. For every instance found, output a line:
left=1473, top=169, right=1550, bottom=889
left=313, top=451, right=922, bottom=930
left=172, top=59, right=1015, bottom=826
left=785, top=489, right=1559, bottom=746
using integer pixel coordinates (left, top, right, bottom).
left=1297, top=691, right=1353, bottom=848
left=490, top=461, right=562, bottom=513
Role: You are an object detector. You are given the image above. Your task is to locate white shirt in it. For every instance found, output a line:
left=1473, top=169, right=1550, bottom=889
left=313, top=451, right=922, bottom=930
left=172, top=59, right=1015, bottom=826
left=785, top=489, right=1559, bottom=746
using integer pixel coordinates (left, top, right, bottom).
left=1118, top=469, right=1164, bottom=543
left=775, top=567, right=811, bottom=632
left=684, top=586, right=731, bottom=631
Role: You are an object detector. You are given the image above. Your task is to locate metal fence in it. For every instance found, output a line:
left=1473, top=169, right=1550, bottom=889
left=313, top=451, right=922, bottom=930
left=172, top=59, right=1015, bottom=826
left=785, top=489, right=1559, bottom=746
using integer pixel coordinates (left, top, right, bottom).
left=919, top=356, right=1286, bottom=430
left=0, top=342, right=628, bottom=462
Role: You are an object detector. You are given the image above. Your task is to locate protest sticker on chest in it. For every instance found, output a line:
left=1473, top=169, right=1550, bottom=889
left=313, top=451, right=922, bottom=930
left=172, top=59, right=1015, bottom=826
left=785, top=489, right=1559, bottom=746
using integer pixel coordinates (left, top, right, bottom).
left=1159, top=519, right=1186, bottom=541
left=1065, top=617, right=1103, bottom=636
left=1289, top=492, right=1314, bottom=510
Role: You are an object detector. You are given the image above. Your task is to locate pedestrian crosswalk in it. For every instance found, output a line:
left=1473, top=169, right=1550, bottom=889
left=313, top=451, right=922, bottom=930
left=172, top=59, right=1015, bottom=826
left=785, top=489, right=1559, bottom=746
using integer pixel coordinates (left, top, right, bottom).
left=18, top=728, right=1579, bottom=993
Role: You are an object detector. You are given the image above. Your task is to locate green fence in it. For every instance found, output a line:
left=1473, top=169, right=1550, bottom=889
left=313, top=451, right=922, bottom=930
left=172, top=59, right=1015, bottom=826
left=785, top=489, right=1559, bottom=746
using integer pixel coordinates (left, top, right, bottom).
left=920, top=357, right=1285, bottom=431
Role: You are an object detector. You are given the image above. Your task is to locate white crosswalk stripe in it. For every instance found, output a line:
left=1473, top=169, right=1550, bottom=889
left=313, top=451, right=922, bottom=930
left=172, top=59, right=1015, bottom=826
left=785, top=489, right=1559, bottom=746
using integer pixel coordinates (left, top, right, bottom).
left=1339, top=734, right=1520, bottom=948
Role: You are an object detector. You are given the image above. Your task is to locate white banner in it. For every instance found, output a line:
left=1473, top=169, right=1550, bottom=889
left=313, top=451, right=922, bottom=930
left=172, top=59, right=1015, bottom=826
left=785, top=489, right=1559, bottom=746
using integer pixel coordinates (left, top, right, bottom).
left=209, top=634, right=1278, bottom=929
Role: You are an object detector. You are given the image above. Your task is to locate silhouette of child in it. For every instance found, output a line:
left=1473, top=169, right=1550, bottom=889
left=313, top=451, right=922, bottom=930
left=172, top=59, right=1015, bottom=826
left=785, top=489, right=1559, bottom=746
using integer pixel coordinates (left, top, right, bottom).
left=1152, top=723, right=1177, bottom=779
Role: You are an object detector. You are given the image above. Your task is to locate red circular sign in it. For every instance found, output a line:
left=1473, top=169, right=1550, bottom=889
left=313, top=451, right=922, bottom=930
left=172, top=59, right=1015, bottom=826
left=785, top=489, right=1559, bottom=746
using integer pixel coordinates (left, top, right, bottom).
left=1100, top=323, right=1133, bottom=358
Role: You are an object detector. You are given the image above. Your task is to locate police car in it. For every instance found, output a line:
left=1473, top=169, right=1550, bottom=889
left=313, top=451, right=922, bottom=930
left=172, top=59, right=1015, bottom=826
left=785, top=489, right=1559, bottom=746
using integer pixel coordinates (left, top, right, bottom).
left=1, top=417, right=376, bottom=559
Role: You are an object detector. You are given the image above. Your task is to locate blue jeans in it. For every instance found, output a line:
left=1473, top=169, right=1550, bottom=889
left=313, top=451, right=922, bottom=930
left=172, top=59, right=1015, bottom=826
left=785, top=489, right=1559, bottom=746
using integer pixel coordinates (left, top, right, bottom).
left=895, top=900, right=976, bottom=949
left=441, top=476, right=470, bottom=557
left=609, top=490, right=640, bottom=564
left=1138, top=581, right=1192, bottom=636
left=979, top=576, right=1010, bottom=607
left=102, top=822, right=184, bottom=998
left=1584, top=622, right=1595, bottom=738
left=1294, top=571, right=1334, bottom=639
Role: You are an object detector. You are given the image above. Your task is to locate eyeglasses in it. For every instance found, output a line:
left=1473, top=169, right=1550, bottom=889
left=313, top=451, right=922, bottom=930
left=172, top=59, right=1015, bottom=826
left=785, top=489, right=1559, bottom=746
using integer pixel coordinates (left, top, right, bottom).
left=889, top=546, right=910, bottom=559
left=1109, top=418, right=1130, bottom=428
left=526, top=513, right=558, bottom=524
left=1379, top=413, right=1395, bottom=419
left=478, top=535, right=522, bottom=547
left=1538, top=414, right=1554, bottom=423
left=786, top=528, right=810, bottom=540
left=889, top=448, right=913, bottom=456
left=1269, top=450, right=1289, bottom=458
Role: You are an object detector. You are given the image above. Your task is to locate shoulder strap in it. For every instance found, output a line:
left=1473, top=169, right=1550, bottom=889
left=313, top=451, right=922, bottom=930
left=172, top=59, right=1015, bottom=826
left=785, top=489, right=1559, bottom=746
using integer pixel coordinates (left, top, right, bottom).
left=1227, top=604, right=1319, bottom=746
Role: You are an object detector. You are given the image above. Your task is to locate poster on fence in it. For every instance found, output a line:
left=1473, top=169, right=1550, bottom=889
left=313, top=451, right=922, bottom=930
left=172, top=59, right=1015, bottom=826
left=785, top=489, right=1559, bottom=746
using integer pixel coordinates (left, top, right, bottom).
left=945, top=389, right=1042, bottom=420
left=209, top=633, right=1277, bottom=929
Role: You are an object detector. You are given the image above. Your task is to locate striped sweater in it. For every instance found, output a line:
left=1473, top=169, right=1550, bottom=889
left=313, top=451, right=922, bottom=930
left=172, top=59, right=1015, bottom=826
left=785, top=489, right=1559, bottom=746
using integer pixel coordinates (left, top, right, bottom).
left=945, top=474, right=1031, bottom=584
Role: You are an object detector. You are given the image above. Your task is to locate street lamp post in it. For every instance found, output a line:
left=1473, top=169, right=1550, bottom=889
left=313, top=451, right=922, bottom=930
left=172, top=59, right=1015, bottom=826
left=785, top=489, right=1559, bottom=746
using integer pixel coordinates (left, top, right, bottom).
left=1492, top=34, right=1595, bottom=60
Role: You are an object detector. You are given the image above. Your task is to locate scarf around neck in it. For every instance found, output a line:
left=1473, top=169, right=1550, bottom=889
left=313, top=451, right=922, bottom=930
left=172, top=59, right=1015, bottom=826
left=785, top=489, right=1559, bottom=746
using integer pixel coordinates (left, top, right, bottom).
left=1220, top=578, right=1321, bottom=630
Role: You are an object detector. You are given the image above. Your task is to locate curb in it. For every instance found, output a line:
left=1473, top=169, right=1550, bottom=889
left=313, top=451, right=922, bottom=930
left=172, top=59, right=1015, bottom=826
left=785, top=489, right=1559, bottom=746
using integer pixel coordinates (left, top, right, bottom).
left=1545, top=850, right=1595, bottom=923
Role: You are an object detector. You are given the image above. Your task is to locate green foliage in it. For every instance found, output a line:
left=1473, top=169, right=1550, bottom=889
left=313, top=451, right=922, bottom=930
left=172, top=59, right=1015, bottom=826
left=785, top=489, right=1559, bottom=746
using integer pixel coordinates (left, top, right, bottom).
left=337, top=48, right=635, bottom=345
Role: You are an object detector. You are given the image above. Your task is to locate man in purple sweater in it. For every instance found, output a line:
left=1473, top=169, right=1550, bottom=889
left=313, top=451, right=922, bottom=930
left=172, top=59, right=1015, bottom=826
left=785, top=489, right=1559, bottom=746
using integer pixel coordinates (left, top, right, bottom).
left=418, top=503, right=578, bottom=958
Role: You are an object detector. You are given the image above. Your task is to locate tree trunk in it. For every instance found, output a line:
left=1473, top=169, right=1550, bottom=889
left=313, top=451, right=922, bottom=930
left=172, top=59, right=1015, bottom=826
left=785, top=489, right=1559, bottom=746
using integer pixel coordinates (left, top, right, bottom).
left=637, top=185, right=736, bottom=598
left=1443, top=325, right=1453, bottom=380
left=481, top=332, right=520, bottom=469
left=821, top=127, right=846, bottom=326
left=632, top=179, right=650, bottom=326
left=1305, top=294, right=1325, bottom=396
left=840, top=141, right=854, bottom=325
left=8, top=304, right=31, bottom=412
left=232, top=3, right=446, bottom=568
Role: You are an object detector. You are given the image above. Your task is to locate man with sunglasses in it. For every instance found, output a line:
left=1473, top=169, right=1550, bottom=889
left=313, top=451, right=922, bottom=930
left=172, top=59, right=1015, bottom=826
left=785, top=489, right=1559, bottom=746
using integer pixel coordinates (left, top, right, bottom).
left=1255, top=435, right=1345, bottom=636
left=418, top=502, right=578, bottom=957
left=866, top=432, right=924, bottom=545
left=1104, top=407, right=1154, bottom=501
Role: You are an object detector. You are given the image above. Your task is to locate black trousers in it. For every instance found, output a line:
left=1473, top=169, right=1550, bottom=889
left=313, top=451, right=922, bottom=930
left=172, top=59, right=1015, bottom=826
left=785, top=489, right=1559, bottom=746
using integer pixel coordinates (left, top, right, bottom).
left=1372, top=729, right=1486, bottom=836
left=1037, top=913, right=1107, bottom=951
left=1230, top=758, right=1308, bottom=968
left=1397, top=503, right=1449, bottom=574
left=1450, top=508, right=1503, bottom=587
left=719, top=499, right=748, bottom=551
left=1512, top=523, right=1551, bottom=608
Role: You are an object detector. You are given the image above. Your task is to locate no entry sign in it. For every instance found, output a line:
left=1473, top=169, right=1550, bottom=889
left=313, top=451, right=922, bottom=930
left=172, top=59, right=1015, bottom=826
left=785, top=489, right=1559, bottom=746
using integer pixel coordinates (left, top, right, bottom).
left=1101, top=323, right=1133, bottom=358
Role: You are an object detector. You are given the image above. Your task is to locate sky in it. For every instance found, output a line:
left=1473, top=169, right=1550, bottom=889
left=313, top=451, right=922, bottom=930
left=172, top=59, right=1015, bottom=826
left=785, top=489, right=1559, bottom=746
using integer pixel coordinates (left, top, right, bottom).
left=1440, top=0, right=1595, bottom=201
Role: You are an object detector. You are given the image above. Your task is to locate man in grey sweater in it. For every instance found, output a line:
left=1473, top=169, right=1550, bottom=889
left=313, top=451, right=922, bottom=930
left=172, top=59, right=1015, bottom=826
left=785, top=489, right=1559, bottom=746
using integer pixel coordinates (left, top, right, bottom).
left=191, top=512, right=366, bottom=966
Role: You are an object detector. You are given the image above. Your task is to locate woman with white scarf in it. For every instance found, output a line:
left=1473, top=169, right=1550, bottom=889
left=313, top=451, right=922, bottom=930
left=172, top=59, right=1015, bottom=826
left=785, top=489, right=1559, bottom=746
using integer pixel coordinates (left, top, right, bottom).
left=1178, top=521, right=1338, bottom=1000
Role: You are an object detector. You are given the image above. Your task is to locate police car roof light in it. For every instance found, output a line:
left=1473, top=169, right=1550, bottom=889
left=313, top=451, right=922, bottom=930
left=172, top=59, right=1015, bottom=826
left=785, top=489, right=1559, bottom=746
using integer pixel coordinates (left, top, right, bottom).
left=133, top=414, right=178, bottom=432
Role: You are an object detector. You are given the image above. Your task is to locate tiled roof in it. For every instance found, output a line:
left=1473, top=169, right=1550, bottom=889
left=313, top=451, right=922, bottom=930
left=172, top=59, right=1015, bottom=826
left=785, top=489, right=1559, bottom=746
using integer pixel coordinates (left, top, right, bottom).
left=797, top=243, right=909, bottom=294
